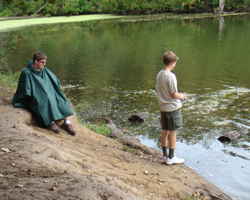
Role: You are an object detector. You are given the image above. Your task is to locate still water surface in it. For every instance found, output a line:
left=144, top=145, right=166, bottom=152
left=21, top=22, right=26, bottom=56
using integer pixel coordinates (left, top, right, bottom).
left=1, top=14, right=250, bottom=199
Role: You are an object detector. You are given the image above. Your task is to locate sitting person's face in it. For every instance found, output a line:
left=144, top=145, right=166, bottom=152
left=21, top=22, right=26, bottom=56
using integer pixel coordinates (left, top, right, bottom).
left=34, top=59, right=47, bottom=71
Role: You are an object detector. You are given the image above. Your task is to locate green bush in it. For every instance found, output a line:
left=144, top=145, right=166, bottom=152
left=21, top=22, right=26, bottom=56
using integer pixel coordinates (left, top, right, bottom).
left=0, top=8, right=15, bottom=16
left=167, top=0, right=203, bottom=12
left=45, top=3, right=60, bottom=15
left=226, top=0, right=244, bottom=10
left=0, top=0, right=249, bottom=16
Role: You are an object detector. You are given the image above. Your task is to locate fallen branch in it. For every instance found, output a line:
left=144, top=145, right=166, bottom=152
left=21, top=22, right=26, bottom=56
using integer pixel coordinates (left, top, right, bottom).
left=231, top=7, right=244, bottom=13
left=33, top=5, right=45, bottom=16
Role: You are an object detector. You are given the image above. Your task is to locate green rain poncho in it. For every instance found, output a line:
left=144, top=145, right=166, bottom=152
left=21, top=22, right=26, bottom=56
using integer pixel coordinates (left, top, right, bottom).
left=13, top=60, right=73, bottom=126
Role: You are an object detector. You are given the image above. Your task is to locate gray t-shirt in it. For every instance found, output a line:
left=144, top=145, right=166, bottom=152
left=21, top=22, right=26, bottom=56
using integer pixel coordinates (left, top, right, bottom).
left=156, top=69, right=182, bottom=112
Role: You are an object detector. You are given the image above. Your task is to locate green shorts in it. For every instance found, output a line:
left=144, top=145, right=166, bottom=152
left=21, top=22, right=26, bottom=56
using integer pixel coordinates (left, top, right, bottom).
left=161, top=109, right=182, bottom=131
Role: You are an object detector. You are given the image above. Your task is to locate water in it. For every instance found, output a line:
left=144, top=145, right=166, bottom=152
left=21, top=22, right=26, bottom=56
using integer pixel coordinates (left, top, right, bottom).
left=1, top=14, right=250, bottom=199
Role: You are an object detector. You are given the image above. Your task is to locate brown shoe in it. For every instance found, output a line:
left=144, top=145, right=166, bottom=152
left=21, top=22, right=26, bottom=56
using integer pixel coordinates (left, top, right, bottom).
left=61, top=123, right=76, bottom=136
left=47, top=122, right=60, bottom=134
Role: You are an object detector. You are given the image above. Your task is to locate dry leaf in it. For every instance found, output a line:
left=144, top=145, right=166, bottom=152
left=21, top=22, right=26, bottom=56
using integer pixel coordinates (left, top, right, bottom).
left=52, top=187, right=57, bottom=191
left=2, top=148, right=10, bottom=153
left=16, top=184, right=24, bottom=188
left=55, top=181, right=60, bottom=187
left=143, top=170, right=149, bottom=175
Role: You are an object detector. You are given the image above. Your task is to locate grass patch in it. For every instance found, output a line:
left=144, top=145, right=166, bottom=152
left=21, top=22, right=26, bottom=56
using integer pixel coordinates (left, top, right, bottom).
left=77, top=115, right=112, bottom=137
left=123, top=145, right=134, bottom=153
left=0, top=71, right=20, bottom=90
left=75, top=101, right=112, bottom=137
left=179, top=193, right=205, bottom=200
left=84, top=123, right=112, bottom=137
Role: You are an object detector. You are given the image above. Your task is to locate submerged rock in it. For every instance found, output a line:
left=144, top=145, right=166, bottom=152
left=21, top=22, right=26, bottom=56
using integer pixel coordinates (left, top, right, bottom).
left=128, top=112, right=148, bottom=123
left=218, top=131, right=240, bottom=142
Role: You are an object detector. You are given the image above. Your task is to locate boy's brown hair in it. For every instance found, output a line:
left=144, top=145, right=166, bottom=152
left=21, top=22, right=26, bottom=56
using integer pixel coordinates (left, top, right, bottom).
left=33, top=52, right=47, bottom=62
left=163, top=51, right=179, bottom=65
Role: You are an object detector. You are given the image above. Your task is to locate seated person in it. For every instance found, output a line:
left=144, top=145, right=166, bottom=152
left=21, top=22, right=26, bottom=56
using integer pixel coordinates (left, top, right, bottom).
left=13, top=52, right=76, bottom=136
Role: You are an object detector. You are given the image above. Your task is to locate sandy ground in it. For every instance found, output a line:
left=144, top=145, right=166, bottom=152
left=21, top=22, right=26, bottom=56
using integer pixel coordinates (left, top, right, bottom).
left=0, top=87, right=232, bottom=200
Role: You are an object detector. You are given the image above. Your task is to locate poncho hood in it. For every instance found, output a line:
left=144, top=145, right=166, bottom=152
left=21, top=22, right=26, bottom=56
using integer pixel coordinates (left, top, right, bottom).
left=27, top=60, right=44, bottom=76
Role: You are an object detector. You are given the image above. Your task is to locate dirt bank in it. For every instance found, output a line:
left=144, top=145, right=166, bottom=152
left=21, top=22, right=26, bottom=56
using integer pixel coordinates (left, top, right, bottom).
left=0, top=87, right=232, bottom=200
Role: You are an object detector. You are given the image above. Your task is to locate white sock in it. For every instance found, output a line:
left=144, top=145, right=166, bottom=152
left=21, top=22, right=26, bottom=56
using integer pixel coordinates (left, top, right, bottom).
left=64, top=120, right=70, bottom=124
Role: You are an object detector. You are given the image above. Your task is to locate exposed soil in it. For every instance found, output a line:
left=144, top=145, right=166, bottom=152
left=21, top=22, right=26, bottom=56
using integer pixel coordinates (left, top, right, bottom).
left=0, top=87, right=232, bottom=200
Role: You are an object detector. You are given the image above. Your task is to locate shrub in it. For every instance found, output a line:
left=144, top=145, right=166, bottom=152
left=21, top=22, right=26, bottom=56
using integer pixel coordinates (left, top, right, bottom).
left=0, top=0, right=249, bottom=16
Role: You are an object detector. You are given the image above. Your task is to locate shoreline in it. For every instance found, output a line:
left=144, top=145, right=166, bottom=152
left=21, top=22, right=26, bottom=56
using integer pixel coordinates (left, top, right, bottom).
left=0, top=84, right=233, bottom=199
left=0, top=12, right=249, bottom=32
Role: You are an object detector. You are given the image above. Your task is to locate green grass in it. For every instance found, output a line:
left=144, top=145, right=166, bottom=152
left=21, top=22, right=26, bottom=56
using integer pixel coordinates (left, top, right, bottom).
left=123, top=145, right=134, bottom=153
left=84, top=123, right=112, bottom=137
left=76, top=115, right=112, bottom=137
left=179, top=193, right=205, bottom=200
left=0, top=71, right=20, bottom=90
left=75, top=101, right=112, bottom=137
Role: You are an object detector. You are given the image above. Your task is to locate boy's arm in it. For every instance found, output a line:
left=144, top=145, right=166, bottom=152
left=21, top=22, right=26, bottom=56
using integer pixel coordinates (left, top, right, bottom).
left=171, top=92, right=185, bottom=101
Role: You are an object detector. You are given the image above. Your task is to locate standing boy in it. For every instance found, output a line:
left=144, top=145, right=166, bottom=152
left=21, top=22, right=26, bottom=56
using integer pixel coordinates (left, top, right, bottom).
left=156, top=51, right=185, bottom=165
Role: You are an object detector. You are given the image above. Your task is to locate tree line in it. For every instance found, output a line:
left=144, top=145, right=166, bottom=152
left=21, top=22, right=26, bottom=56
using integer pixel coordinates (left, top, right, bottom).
left=0, top=0, right=249, bottom=17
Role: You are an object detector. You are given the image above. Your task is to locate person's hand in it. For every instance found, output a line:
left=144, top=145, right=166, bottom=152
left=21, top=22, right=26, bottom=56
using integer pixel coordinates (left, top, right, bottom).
left=171, top=92, right=185, bottom=100
left=180, top=93, right=185, bottom=101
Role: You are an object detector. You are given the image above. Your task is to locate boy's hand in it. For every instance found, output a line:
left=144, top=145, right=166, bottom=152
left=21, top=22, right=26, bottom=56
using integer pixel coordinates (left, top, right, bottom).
left=172, top=92, right=185, bottom=100
left=179, top=93, right=185, bottom=101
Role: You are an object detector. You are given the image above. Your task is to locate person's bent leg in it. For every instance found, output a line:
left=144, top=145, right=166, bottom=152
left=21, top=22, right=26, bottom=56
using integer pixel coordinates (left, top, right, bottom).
left=61, top=117, right=77, bottom=136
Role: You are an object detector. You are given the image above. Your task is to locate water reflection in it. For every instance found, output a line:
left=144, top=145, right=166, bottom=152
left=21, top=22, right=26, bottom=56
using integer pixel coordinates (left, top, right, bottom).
left=218, top=16, right=225, bottom=40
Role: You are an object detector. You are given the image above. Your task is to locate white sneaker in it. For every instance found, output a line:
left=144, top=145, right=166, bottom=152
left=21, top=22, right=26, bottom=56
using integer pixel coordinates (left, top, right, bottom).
left=166, top=156, right=184, bottom=165
left=161, top=156, right=168, bottom=164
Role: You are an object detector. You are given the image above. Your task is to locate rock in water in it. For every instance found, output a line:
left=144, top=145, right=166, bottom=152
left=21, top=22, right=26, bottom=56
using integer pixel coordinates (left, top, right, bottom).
left=128, top=112, right=148, bottom=122
left=218, top=131, right=240, bottom=142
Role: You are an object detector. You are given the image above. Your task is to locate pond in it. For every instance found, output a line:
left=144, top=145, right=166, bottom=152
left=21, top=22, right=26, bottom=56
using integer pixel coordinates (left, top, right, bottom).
left=1, top=13, right=250, bottom=199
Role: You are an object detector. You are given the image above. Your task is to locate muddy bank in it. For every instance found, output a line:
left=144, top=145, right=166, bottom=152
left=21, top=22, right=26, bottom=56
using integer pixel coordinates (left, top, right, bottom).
left=0, top=87, right=232, bottom=200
